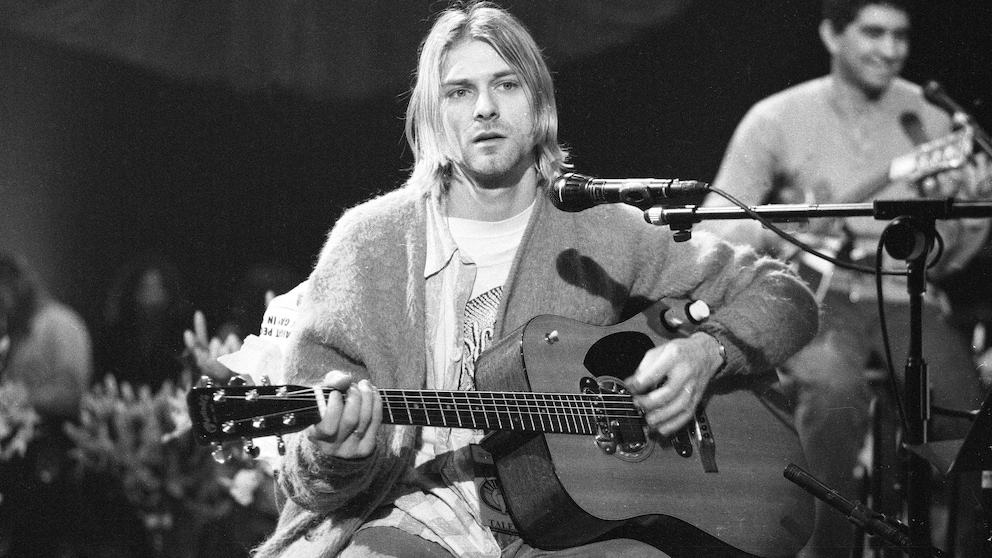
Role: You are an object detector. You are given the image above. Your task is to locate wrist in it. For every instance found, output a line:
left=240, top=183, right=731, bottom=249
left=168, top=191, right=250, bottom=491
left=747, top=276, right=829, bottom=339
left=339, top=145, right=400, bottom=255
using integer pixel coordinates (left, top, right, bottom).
left=695, top=332, right=728, bottom=378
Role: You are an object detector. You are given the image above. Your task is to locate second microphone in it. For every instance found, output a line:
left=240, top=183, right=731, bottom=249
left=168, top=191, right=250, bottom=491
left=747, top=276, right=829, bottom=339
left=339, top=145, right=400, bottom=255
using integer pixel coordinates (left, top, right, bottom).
left=550, top=172, right=710, bottom=212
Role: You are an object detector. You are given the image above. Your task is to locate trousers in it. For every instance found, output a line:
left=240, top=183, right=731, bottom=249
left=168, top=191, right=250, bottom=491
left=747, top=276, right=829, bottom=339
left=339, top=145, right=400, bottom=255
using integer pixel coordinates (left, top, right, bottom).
left=784, top=287, right=985, bottom=558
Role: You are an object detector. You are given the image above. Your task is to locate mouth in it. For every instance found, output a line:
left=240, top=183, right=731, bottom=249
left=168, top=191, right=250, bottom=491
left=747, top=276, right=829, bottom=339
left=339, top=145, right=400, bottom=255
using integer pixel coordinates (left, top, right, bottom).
left=473, top=131, right=505, bottom=144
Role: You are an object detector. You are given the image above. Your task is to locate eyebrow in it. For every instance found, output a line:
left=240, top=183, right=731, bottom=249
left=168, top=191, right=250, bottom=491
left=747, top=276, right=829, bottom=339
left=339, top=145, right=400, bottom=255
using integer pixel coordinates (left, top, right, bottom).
left=442, top=69, right=519, bottom=89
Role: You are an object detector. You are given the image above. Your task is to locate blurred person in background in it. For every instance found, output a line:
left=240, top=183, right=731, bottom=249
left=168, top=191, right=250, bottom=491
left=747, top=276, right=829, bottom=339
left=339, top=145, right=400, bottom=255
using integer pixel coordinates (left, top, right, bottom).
left=0, top=250, right=93, bottom=558
left=702, top=0, right=991, bottom=554
left=95, top=253, right=193, bottom=390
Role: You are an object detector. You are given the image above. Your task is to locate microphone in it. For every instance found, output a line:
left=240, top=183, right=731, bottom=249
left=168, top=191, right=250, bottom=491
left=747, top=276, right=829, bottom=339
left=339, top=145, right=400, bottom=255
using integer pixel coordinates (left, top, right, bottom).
left=550, top=172, right=709, bottom=212
left=925, top=80, right=992, bottom=158
left=924, top=81, right=969, bottom=123
left=783, top=463, right=944, bottom=556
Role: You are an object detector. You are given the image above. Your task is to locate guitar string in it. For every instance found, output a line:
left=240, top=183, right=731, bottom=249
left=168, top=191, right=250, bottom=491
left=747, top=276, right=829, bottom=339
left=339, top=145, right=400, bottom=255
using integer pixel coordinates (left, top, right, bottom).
left=213, top=397, right=642, bottom=418
left=208, top=388, right=640, bottom=404
left=210, top=393, right=642, bottom=415
left=208, top=390, right=645, bottom=431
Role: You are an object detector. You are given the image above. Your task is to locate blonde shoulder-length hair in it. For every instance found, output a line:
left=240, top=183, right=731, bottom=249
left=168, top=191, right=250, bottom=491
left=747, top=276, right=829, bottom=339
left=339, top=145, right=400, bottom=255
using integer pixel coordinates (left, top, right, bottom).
left=404, top=1, right=569, bottom=196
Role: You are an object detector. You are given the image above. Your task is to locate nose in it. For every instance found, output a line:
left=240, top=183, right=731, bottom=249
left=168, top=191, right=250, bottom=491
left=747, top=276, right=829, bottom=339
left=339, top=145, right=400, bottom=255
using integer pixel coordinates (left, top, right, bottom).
left=877, top=33, right=907, bottom=61
left=474, top=89, right=498, bottom=121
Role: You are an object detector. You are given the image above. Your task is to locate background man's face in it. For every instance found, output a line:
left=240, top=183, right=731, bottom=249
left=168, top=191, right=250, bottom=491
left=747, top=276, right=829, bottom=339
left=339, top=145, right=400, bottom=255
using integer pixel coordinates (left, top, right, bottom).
left=826, top=4, right=910, bottom=95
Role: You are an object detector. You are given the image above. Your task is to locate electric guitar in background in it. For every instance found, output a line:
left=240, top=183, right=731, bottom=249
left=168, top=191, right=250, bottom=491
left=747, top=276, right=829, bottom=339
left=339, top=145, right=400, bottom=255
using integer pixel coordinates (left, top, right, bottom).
left=188, top=301, right=813, bottom=558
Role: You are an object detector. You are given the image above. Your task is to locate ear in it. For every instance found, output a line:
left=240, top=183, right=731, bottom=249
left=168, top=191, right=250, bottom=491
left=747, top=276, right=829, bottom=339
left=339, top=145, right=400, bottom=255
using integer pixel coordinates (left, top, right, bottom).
left=819, top=20, right=839, bottom=55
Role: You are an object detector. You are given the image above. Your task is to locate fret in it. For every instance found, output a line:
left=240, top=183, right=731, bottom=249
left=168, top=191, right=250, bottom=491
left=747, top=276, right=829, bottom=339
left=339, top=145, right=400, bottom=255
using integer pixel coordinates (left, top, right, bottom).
left=576, top=395, right=590, bottom=434
left=525, top=393, right=536, bottom=431
left=383, top=389, right=396, bottom=425
left=430, top=391, right=445, bottom=427
left=545, top=393, right=560, bottom=433
left=561, top=394, right=576, bottom=434
left=513, top=392, right=526, bottom=431
left=439, top=391, right=459, bottom=427
left=559, top=394, right=572, bottom=434
left=403, top=391, right=413, bottom=425
left=455, top=391, right=470, bottom=429
left=494, top=392, right=508, bottom=429
left=479, top=396, right=493, bottom=430
left=415, top=391, right=429, bottom=426
left=504, top=392, right=517, bottom=430
left=561, top=394, right=573, bottom=434
left=536, top=394, right=552, bottom=432
left=465, top=392, right=489, bottom=430
left=471, top=392, right=487, bottom=429
left=467, top=392, right=482, bottom=429
left=581, top=395, right=596, bottom=434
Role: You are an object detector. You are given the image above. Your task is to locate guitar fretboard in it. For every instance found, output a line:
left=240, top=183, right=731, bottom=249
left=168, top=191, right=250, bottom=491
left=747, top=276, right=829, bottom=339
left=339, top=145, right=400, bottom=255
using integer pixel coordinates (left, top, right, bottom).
left=190, top=384, right=648, bottom=445
left=374, top=388, right=638, bottom=434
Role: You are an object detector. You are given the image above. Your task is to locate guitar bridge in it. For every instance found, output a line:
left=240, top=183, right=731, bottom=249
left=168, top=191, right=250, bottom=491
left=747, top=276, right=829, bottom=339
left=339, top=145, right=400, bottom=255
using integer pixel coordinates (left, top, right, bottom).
left=581, top=376, right=649, bottom=460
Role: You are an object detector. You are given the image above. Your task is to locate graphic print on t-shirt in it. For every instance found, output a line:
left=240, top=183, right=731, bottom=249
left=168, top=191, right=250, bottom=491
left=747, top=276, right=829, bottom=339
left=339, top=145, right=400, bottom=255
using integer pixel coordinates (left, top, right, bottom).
left=458, top=286, right=502, bottom=391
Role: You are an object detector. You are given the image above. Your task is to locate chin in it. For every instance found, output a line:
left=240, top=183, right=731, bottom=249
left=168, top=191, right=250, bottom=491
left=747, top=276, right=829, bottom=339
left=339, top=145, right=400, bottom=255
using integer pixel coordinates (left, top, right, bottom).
left=858, top=77, right=893, bottom=98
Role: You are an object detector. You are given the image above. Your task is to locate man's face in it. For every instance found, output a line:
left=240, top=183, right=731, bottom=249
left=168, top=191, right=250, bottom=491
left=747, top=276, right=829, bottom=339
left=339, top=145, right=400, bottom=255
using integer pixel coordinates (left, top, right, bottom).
left=440, top=40, right=537, bottom=186
left=824, top=4, right=910, bottom=95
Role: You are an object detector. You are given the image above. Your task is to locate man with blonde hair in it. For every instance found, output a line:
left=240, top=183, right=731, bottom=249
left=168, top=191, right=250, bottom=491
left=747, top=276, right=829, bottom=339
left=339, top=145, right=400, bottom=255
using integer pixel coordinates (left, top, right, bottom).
left=255, top=3, right=818, bottom=557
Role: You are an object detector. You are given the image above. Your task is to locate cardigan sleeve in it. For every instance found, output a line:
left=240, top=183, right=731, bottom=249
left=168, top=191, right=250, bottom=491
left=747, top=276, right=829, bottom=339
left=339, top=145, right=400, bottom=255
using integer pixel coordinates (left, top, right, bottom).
left=632, top=224, right=819, bottom=377
left=275, top=192, right=422, bottom=516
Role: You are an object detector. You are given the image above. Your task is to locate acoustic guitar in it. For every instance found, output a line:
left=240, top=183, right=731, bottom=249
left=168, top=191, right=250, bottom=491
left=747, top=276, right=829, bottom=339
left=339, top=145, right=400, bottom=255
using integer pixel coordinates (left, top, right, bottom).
left=187, top=303, right=813, bottom=558
left=782, top=125, right=976, bottom=300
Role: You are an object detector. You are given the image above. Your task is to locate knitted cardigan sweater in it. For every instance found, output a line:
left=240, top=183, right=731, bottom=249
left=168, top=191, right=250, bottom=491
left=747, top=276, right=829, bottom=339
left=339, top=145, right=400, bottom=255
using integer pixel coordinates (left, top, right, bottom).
left=253, top=184, right=819, bottom=558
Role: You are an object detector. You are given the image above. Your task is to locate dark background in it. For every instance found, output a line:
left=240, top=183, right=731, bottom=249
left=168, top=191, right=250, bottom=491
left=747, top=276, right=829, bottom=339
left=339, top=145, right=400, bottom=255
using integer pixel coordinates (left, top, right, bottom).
left=1, top=0, right=990, bottom=337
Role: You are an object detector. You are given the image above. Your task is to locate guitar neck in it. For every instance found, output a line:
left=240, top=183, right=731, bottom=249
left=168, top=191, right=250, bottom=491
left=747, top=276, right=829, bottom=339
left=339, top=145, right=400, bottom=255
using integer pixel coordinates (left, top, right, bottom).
left=377, top=388, right=629, bottom=434
left=188, top=384, right=641, bottom=446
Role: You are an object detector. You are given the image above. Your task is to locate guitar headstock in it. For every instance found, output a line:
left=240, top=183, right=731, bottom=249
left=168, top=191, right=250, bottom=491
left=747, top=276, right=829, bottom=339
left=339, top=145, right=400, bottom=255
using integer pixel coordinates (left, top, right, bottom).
left=186, top=379, right=321, bottom=450
left=892, top=126, right=975, bottom=184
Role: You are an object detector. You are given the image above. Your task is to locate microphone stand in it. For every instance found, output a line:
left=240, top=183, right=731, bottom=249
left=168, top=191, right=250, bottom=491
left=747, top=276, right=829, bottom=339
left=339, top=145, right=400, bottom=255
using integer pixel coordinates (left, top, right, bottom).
left=648, top=198, right=992, bottom=557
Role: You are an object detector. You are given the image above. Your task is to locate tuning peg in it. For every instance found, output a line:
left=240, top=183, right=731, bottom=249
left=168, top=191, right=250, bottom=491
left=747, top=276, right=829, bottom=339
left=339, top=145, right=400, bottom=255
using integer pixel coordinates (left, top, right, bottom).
left=210, top=442, right=232, bottom=464
left=196, top=375, right=215, bottom=388
left=243, top=438, right=260, bottom=459
left=228, top=375, right=248, bottom=387
left=276, top=434, right=286, bottom=456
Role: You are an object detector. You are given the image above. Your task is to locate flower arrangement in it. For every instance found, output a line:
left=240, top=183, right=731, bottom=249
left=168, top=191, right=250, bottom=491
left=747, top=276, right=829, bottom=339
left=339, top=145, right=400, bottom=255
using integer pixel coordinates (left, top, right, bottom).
left=64, top=375, right=269, bottom=556
left=0, top=380, right=40, bottom=462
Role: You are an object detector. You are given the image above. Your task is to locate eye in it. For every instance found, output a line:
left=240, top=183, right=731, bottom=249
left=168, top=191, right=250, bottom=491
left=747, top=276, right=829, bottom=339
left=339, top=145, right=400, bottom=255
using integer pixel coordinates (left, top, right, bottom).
left=447, top=88, right=469, bottom=99
left=498, top=80, right=520, bottom=91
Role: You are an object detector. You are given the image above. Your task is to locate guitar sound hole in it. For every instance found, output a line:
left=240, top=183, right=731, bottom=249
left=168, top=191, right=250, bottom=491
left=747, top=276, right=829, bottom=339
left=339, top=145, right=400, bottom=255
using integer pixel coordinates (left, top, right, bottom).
left=583, top=331, right=654, bottom=379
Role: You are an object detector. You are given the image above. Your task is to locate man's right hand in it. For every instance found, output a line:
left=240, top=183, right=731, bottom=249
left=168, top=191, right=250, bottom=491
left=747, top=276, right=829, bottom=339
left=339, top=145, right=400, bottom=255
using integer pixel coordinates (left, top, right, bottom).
left=306, top=370, right=382, bottom=459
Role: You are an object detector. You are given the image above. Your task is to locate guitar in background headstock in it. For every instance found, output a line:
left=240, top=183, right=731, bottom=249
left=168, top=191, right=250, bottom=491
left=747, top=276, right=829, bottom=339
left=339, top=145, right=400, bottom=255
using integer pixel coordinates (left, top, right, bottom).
left=890, top=125, right=975, bottom=191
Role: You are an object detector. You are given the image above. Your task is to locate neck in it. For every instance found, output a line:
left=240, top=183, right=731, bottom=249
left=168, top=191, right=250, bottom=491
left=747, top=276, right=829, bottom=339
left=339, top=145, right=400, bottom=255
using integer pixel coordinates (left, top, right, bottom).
left=828, top=73, right=886, bottom=113
left=446, top=165, right=539, bottom=221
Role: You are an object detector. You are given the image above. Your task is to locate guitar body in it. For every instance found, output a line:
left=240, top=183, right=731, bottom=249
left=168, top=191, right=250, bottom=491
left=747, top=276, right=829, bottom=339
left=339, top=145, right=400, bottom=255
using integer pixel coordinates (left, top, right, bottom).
left=476, top=305, right=814, bottom=558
